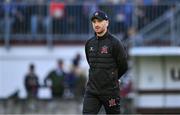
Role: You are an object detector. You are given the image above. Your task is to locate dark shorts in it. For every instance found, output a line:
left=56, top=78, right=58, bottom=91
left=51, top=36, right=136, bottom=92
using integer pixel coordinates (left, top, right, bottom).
left=82, top=92, right=121, bottom=114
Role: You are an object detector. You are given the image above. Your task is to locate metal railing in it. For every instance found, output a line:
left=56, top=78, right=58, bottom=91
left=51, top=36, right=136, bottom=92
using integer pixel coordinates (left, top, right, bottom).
left=138, top=4, right=180, bottom=46
left=0, top=2, right=179, bottom=48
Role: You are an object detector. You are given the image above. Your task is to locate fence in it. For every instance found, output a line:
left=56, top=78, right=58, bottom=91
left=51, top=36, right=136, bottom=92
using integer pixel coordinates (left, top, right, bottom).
left=0, top=98, right=82, bottom=114
left=0, top=1, right=179, bottom=47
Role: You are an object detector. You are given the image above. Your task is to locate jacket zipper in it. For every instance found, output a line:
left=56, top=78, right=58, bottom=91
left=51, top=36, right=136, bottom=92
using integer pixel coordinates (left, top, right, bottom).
left=96, top=36, right=100, bottom=55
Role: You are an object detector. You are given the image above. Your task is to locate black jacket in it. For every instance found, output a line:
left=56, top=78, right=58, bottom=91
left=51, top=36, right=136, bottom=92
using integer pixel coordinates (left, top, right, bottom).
left=24, top=73, right=39, bottom=97
left=85, top=31, right=128, bottom=95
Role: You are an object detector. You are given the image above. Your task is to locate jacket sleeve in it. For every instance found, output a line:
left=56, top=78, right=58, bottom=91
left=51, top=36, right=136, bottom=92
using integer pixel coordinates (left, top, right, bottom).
left=44, top=71, right=52, bottom=86
left=113, top=39, right=128, bottom=79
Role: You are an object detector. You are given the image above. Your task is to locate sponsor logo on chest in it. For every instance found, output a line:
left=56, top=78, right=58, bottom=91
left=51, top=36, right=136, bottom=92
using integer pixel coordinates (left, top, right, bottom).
left=89, top=47, right=94, bottom=52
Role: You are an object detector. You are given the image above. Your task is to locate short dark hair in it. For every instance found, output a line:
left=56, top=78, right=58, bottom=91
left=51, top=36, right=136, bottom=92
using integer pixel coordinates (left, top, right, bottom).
left=30, top=63, right=34, bottom=70
left=58, top=59, right=63, bottom=65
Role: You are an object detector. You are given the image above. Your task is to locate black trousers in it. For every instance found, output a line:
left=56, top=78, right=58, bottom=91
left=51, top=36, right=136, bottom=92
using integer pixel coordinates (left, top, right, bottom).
left=82, top=92, right=121, bottom=114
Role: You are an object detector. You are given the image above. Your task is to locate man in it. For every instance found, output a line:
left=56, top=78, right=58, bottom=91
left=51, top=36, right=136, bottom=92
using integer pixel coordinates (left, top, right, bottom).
left=44, top=59, right=66, bottom=98
left=83, top=10, right=128, bottom=114
left=24, top=64, right=39, bottom=98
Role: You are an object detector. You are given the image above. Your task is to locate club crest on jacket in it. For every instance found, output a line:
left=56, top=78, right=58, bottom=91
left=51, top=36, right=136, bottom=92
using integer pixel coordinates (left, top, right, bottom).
left=101, top=45, right=108, bottom=54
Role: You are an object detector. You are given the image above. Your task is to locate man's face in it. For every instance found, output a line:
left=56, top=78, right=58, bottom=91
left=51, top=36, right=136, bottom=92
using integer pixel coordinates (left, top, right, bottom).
left=58, top=61, right=63, bottom=69
left=92, top=19, right=109, bottom=34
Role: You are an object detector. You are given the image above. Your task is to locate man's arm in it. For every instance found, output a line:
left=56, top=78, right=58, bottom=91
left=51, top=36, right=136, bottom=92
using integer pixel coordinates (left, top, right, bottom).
left=44, top=71, right=52, bottom=86
left=113, top=39, right=128, bottom=79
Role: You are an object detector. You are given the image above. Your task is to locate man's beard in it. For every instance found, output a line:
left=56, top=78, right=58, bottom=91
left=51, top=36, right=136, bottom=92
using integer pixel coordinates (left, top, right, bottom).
left=96, top=28, right=105, bottom=34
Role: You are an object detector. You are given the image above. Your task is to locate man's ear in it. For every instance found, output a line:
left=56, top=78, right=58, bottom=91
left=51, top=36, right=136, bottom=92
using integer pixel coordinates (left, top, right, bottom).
left=106, top=20, right=109, bottom=27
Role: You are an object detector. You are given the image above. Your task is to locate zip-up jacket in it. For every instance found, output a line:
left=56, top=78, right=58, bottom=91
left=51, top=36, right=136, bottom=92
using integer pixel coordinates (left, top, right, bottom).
left=85, top=31, right=128, bottom=95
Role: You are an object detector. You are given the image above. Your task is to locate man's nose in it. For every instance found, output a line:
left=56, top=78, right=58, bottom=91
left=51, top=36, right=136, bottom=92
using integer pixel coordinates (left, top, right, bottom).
left=94, top=22, right=99, bottom=26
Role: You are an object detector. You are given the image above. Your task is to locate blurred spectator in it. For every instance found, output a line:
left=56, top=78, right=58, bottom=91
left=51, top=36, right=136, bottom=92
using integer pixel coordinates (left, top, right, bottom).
left=83, top=0, right=98, bottom=33
left=24, top=63, right=39, bottom=98
left=0, top=3, right=4, bottom=34
left=11, top=0, right=28, bottom=33
left=0, top=0, right=173, bottom=42
left=44, top=59, right=66, bottom=98
left=72, top=53, right=81, bottom=67
left=30, top=0, right=49, bottom=37
left=50, top=1, right=65, bottom=34
left=64, top=53, right=87, bottom=100
left=74, top=70, right=87, bottom=101
left=72, top=53, right=86, bottom=100
left=71, top=53, right=83, bottom=77
left=0, top=0, right=14, bottom=35
left=103, top=0, right=133, bottom=35
left=64, top=53, right=81, bottom=99
left=50, top=1, right=64, bottom=19
left=64, top=68, right=76, bottom=99
left=127, top=27, right=143, bottom=47
left=64, top=4, right=84, bottom=33
left=135, top=0, right=149, bottom=30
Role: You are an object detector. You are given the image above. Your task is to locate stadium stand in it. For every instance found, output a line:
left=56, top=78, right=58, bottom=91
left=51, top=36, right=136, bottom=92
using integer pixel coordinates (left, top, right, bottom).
left=0, top=0, right=179, bottom=47
left=0, top=0, right=180, bottom=114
